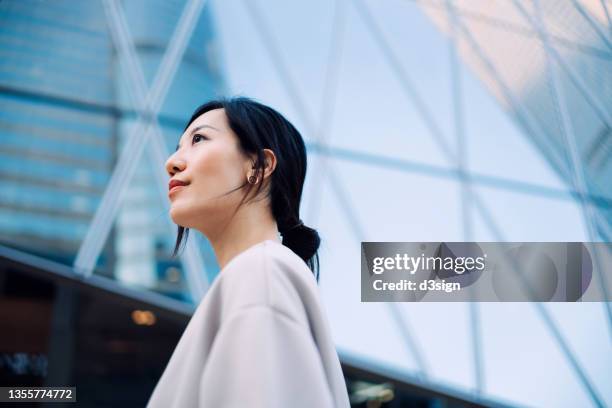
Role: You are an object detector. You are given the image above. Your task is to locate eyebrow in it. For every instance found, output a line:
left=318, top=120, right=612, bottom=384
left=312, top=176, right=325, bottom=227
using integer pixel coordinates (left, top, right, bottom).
left=175, top=125, right=220, bottom=151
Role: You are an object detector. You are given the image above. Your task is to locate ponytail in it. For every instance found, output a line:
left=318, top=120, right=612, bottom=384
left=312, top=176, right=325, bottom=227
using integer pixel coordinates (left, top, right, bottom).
left=279, top=219, right=321, bottom=282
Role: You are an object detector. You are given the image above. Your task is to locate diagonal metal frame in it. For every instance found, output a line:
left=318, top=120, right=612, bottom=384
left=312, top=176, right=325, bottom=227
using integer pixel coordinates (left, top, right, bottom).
left=74, top=0, right=209, bottom=301
left=325, top=157, right=432, bottom=380
left=358, top=0, right=612, bottom=240
left=352, top=4, right=610, bottom=403
left=600, top=0, right=612, bottom=37
left=240, top=0, right=433, bottom=380
left=570, top=0, right=612, bottom=52
left=406, top=0, right=564, bottom=183
left=532, top=0, right=612, bottom=338
left=75, top=0, right=202, bottom=273
left=349, top=4, right=612, bottom=397
left=444, top=0, right=612, bottom=250
left=247, top=3, right=612, bottom=242
left=101, top=0, right=209, bottom=300
left=527, top=0, right=612, bottom=337
left=438, top=3, right=569, bottom=182
left=445, top=5, right=607, bottom=405
left=511, top=1, right=612, bottom=136
left=352, top=0, right=458, bottom=165
left=444, top=0, right=484, bottom=396
left=408, top=0, right=612, bottom=58
left=469, top=192, right=605, bottom=408
left=404, top=0, right=612, bottom=131
left=304, top=0, right=348, bottom=225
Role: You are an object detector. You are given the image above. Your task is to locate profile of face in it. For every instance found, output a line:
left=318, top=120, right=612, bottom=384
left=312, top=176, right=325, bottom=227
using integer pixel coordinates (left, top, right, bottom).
left=165, top=108, right=258, bottom=233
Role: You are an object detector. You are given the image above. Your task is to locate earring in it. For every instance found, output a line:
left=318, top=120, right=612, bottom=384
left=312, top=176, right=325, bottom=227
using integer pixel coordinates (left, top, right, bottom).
left=248, top=174, right=258, bottom=184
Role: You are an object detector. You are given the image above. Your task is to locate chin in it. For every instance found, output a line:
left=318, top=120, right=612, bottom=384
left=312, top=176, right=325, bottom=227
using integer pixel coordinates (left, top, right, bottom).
left=169, top=204, right=195, bottom=228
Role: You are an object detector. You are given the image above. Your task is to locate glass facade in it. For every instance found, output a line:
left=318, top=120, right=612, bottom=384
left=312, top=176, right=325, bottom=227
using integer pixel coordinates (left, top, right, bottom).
left=0, top=0, right=224, bottom=302
left=0, top=0, right=610, bottom=407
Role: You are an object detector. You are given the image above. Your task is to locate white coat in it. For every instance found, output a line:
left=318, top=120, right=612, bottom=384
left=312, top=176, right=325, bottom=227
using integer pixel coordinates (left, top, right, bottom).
left=146, top=239, right=351, bottom=407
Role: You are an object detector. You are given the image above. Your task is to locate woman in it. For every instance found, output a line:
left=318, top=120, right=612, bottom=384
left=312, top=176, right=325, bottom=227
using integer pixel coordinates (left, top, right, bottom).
left=146, top=97, right=351, bottom=407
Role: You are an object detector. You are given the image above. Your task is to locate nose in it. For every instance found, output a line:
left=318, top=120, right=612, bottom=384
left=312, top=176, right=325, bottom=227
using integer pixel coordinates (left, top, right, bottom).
left=165, top=153, right=186, bottom=177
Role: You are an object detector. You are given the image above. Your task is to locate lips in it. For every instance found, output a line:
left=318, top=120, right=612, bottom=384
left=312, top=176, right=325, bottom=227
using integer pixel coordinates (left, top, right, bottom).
left=169, top=179, right=189, bottom=191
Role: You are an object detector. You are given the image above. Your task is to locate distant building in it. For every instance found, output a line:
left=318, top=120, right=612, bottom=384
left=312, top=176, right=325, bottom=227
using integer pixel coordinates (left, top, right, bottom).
left=0, top=0, right=224, bottom=295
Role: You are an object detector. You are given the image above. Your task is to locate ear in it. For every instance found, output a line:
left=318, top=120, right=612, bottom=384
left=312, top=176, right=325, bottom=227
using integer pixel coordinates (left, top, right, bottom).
left=261, top=149, right=277, bottom=179
left=244, top=149, right=277, bottom=181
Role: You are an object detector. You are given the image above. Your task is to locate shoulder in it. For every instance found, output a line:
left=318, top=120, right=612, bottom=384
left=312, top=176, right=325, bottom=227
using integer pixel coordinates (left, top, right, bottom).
left=208, top=241, right=320, bottom=328
left=221, top=240, right=315, bottom=289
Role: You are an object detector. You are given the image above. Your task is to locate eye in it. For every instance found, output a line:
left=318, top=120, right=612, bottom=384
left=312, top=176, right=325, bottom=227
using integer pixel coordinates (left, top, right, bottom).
left=192, top=134, right=207, bottom=144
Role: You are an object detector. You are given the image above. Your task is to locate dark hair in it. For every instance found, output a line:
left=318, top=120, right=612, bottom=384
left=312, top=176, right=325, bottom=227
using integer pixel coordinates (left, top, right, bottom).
left=171, top=96, right=320, bottom=282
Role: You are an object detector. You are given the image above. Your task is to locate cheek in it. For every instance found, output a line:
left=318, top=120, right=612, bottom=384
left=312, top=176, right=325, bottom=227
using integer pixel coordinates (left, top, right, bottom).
left=169, top=146, right=244, bottom=226
left=190, top=146, right=244, bottom=193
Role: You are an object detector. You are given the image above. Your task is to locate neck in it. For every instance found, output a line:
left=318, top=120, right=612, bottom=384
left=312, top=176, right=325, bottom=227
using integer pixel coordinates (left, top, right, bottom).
left=203, top=203, right=280, bottom=271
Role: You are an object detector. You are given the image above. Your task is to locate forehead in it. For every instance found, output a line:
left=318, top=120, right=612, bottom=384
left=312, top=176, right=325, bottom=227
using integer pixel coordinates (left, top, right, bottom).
left=188, top=108, right=227, bottom=131
left=180, top=108, right=228, bottom=141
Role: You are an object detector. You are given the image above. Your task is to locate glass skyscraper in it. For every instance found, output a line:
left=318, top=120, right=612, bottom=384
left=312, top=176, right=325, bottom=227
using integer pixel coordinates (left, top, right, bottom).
left=0, top=0, right=224, bottom=301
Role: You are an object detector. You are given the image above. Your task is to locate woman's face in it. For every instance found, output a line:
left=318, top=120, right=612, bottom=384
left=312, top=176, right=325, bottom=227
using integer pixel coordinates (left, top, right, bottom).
left=165, top=108, right=252, bottom=231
